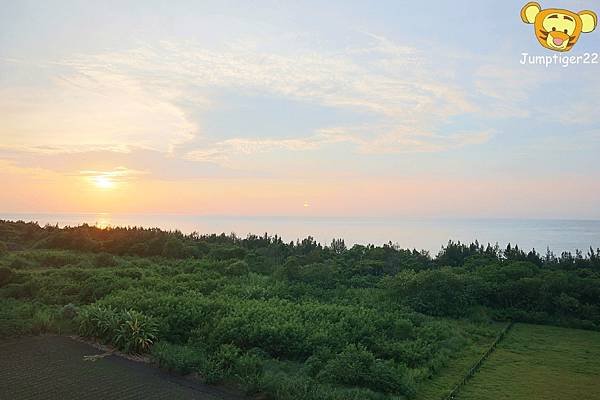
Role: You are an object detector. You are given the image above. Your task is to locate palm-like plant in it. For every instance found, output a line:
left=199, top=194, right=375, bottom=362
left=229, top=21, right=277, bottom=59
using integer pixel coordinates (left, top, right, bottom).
left=78, top=305, right=158, bottom=354
left=113, top=310, right=158, bottom=354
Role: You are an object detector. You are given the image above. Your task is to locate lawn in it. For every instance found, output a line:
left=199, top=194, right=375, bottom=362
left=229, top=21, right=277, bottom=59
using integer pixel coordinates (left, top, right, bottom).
left=458, top=323, right=600, bottom=400
left=415, top=321, right=506, bottom=400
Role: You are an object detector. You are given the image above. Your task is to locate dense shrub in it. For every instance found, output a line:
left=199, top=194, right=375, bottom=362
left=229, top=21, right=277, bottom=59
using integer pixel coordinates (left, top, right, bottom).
left=0, top=299, right=61, bottom=337
left=318, top=344, right=415, bottom=395
left=385, top=269, right=473, bottom=317
left=31, top=309, right=56, bottom=334
left=114, top=310, right=158, bottom=353
left=258, top=373, right=393, bottom=400
left=152, top=342, right=206, bottom=374
left=94, top=252, right=117, bottom=268
left=203, top=344, right=242, bottom=383
left=37, top=251, right=79, bottom=268
left=208, top=246, right=247, bottom=260
left=0, top=299, right=36, bottom=337
left=59, top=303, right=78, bottom=320
left=162, top=238, right=187, bottom=258
left=0, top=282, right=35, bottom=299
left=0, top=267, right=14, bottom=287
left=152, top=341, right=265, bottom=389
left=9, top=256, right=32, bottom=269
left=225, top=260, right=249, bottom=276
left=77, top=305, right=158, bottom=354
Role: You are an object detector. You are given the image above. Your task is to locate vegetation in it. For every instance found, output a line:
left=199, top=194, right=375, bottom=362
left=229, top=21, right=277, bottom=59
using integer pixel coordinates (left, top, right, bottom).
left=458, top=324, right=600, bottom=400
left=77, top=305, right=158, bottom=354
left=413, top=323, right=505, bottom=400
left=1, top=219, right=599, bottom=399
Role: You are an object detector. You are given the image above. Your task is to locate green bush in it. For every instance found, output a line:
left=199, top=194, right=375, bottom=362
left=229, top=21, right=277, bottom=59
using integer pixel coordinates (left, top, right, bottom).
left=61, top=303, right=79, bottom=320
left=1, top=281, right=37, bottom=299
left=94, top=252, right=117, bottom=268
left=9, top=256, right=32, bottom=269
left=0, top=299, right=35, bottom=337
left=386, top=269, right=473, bottom=317
left=77, top=305, right=158, bottom=354
left=0, top=267, right=14, bottom=287
left=152, top=342, right=206, bottom=374
left=31, top=309, right=56, bottom=334
left=114, top=310, right=158, bottom=353
left=317, top=344, right=415, bottom=396
left=318, top=344, right=374, bottom=385
left=258, top=372, right=392, bottom=400
left=0, top=299, right=62, bottom=337
left=152, top=341, right=264, bottom=390
left=13, top=250, right=81, bottom=269
left=162, top=238, right=186, bottom=258
left=77, top=304, right=118, bottom=339
left=234, top=350, right=265, bottom=391
left=203, top=344, right=242, bottom=383
left=208, top=246, right=247, bottom=260
left=225, top=260, right=249, bottom=276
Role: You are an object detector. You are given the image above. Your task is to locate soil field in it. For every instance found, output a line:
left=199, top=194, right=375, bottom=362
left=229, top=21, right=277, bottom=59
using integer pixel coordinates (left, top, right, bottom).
left=0, top=336, right=245, bottom=400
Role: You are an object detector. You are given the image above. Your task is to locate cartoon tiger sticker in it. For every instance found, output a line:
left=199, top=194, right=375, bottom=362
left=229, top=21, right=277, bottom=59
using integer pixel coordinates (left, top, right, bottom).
left=521, top=2, right=597, bottom=52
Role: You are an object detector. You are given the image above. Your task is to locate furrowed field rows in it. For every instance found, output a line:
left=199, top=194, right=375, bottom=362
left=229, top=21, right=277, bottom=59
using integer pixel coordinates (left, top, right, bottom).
left=0, top=336, right=244, bottom=400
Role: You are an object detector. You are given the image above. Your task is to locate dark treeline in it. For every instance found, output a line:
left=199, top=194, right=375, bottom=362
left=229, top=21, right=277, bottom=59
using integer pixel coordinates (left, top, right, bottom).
left=2, top=219, right=600, bottom=329
left=1, top=219, right=600, bottom=399
left=2, top=219, right=599, bottom=269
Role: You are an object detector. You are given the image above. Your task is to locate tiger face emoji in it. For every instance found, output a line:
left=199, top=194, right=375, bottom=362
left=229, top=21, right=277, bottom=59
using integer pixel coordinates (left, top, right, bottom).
left=521, top=2, right=597, bottom=52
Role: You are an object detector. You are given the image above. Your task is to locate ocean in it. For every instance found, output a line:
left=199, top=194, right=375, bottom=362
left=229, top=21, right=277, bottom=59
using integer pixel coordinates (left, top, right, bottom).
left=2, top=213, right=599, bottom=255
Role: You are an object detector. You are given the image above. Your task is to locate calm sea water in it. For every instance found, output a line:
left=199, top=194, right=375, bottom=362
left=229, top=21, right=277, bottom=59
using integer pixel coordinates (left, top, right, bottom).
left=2, top=213, right=599, bottom=255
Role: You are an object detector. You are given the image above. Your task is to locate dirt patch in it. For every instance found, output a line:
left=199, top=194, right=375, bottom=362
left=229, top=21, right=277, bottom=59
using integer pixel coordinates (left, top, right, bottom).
left=0, top=335, right=247, bottom=400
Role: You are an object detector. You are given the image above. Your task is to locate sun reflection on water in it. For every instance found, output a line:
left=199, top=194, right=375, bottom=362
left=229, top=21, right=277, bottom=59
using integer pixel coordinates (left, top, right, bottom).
left=95, top=214, right=112, bottom=229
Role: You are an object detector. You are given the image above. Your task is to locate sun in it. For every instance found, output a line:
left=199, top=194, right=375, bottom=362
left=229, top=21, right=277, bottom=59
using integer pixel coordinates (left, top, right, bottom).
left=93, top=175, right=116, bottom=190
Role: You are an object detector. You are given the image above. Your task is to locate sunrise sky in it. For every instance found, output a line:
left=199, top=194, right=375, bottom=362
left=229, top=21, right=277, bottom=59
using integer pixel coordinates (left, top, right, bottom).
left=1, top=0, right=599, bottom=219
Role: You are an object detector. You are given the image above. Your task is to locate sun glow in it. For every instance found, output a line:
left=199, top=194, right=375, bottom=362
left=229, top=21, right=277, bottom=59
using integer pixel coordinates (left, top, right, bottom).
left=93, top=175, right=116, bottom=190
left=95, top=214, right=112, bottom=229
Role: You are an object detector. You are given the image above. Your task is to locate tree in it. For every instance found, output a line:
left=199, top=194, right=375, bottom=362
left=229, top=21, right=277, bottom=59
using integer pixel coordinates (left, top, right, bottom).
left=162, top=237, right=186, bottom=258
left=387, top=269, right=473, bottom=317
left=330, top=238, right=347, bottom=255
left=554, top=293, right=580, bottom=315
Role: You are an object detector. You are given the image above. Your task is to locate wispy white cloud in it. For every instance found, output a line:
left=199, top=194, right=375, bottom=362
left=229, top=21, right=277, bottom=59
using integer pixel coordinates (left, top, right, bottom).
left=1, top=33, right=491, bottom=165
left=473, top=64, right=554, bottom=119
left=186, top=126, right=493, bottom=165
left=359, top=130, right=494, bottom=154
left=0, top=64, right=197, bottom=154
left=185, top=128, right=361, bottom=164
left=0, top=159, right=59, bottom=180
left=62, top=37, right=482, bottom=153
left=78, top=166, right=147, bottom=181
left=74, top=38, right=474, bottom=120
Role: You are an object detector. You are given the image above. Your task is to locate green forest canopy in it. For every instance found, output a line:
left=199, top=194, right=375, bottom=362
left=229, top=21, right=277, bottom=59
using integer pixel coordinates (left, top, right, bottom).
left=1, top=220, right=599, bottom=399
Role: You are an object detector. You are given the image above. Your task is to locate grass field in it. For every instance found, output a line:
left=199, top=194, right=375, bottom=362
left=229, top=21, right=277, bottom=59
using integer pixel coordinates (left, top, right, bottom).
left=458, top=324, right=600, bottom=400
left=0, top=336, right=244, bottom=400
left=415, top=321, right=506, bottom=400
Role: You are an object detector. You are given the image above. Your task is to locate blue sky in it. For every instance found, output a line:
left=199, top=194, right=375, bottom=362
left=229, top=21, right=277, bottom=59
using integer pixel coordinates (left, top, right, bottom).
left=1, top=0, right=599, bottom=218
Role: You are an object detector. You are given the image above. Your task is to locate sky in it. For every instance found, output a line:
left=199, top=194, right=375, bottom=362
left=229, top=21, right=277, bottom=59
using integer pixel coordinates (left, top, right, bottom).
left=1, top=0, right=599, bottom=219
